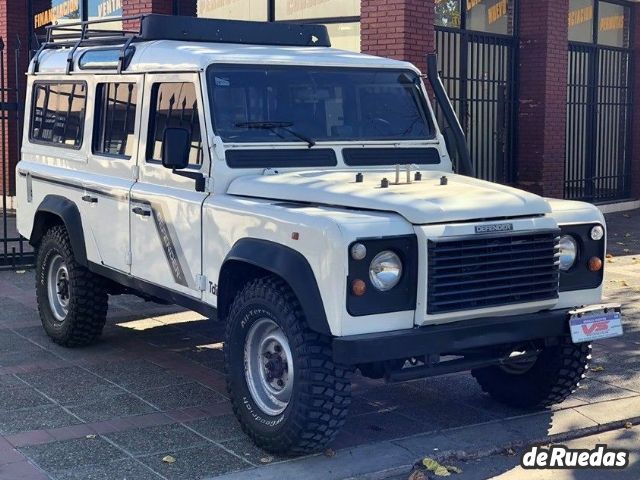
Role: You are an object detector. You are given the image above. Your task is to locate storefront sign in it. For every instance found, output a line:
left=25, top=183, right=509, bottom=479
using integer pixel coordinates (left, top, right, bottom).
left=568, top=5, right=593, bottom=28
left=199, top=0, right=242, bottom=15
left=487, top=0, right=507, bottom=24
left=600, top=15, right=624, bottom=32
left=97, top=0, right=123, bottom=17
left=467, top=0, right=482, bottom=11
left=34, top=0, right=80, bottom=29
left=285, top=0, right=332, bottom=15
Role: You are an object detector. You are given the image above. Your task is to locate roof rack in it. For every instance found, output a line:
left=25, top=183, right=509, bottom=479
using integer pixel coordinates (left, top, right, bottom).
left=31, top=14, right=332, bottom=75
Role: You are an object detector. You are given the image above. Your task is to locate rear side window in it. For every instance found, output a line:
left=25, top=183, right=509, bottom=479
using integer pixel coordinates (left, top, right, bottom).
left=30, top=82, right=87, bottom=148
left=93, top=83, right=138, bottom=158
left=147, top=82, right=203, bottom=167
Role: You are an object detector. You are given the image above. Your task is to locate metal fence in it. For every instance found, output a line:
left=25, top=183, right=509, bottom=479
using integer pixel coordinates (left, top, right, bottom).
left=565, top=42, right=633, bottom=202
left=435, top=27, right=518, bottom=185
left=0, top=37, right=33, bottom=270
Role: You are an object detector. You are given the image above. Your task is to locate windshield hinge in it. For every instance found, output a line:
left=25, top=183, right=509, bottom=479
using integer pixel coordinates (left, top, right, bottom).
left=132, top=165, right=140, bottom=180
left=125, top=251, right=132, bottom=266
left=195, top=274, right=207, bottom=292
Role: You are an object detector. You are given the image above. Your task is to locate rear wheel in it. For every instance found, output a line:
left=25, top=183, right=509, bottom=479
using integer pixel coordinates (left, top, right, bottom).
left=471, top=337, right=591, bottom=409
left=36, top=225, right=108, bottom=347
left=225, top=276, right=352, bottom=455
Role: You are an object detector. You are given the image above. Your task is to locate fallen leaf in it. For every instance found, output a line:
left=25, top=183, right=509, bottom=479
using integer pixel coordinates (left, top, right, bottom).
left=624, top=233, right=632, bottom=238
left=260, top=456, right=273, bottom=464
left=607, top=258, right=615, bottom=264
left=162, top=455, right=176, bottom=464
left=85, top=434, right=96, bottom=439
left=15, top=270, right=25, bottom=274
left=324, top=448, right=336, bottom=458
left=623, top=214, right=630, bottom=218
left=408, top=470, right=429, bottom=480
left=606, top=254, right=614, bottom=259
left=423, top=458, right=439, bottom=470
left=434, top=466, right=451, bottom=477
left=622, top=281, right=631, bottom=287
left=591, top=366, right=605, bottom=372
left=445, top=465, right=463, bottom=474
left=625, top=422, right=633, bottom=429
left=505, top=447, right=517, bottom=456
left=624, top=249, right=631, bottom=253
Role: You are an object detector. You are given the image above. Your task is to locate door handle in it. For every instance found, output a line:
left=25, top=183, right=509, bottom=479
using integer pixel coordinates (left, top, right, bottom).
left=82, top=195, right=98, bottom=203
left=132, top=206, right=152, bottom=217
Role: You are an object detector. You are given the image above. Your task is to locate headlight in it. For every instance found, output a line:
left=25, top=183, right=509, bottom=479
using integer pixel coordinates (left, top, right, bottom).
left=558, top=235, right=578, bottom=271
left=369, top=251, right=402, bottom=291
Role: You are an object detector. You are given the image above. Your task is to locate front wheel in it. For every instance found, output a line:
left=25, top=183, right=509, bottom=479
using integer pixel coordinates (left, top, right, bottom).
left=471, top=336, right=592, bottom=409
left=224, top=276, right=352, bottom=455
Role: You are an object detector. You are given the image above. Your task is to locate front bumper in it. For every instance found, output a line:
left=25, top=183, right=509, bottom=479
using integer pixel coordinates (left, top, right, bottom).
left=333, top=308, right=571, bottom=365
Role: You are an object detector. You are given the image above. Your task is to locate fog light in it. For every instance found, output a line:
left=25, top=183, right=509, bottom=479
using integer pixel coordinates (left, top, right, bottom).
left=352, top=279, right=366, bottom=296
left=590, top=225, right=604, bottom=241
left=588, top=256, right=603, bottom=272
left=351, top=243, right=367, bottom=261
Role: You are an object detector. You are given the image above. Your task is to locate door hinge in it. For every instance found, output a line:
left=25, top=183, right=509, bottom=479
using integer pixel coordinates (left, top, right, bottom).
left=205, top=177, right=214, bottom=193
left=132, top=165, right=140, bottom=180
left=195, top=274, right=207, bottom=292
left=125, top=251, right=132, bottom=266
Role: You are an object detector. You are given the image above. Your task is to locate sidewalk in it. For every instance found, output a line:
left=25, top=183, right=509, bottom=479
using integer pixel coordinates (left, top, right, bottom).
left=0, top=210, right=638, bottom=480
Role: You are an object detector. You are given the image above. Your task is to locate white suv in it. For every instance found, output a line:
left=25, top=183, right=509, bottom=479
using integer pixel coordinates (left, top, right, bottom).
left=16, top=14, right=623, bottom=455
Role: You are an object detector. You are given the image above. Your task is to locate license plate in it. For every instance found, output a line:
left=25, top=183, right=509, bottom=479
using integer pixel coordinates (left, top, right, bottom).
left=569, top=304, right=623, bottom=343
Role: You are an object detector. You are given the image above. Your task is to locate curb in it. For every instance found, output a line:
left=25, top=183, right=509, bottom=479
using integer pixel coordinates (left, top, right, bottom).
left=210, top=396, right=640, bottom=480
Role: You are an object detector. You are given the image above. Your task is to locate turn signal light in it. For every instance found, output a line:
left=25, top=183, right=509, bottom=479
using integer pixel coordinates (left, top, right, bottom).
left=352, top=279, right=366, bottom=296
left=588, top=257, right=603, bottom=272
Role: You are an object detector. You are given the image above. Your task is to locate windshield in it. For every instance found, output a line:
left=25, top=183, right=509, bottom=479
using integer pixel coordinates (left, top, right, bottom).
left=208, top=65, right=434, bottom=144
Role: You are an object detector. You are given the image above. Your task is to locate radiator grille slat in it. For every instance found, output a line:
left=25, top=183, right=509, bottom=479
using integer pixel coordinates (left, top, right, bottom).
left=427, top=231, right=560, bottom=314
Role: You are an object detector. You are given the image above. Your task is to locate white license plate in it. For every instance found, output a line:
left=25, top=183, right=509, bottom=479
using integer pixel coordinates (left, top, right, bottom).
left=569, top=305, right=623, bottom=343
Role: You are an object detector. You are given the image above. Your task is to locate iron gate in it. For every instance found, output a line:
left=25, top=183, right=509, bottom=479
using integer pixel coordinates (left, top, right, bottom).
left=565, top=42, right=633, bottom=201
left=0, top=37, right=32, bottom=270
left=435, top=27, right=518, bottom=184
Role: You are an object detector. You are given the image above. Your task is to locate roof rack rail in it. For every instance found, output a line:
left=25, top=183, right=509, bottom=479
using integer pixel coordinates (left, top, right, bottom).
left=31, top=15, right=331, bottom=75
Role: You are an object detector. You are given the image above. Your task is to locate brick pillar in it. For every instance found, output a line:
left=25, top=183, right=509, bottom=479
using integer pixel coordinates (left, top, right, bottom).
left=516, top=0, right=569, bottom=198
left=631, top=6, right=640, bottom=199
left=0, top=0, right=31, bottom=197
left=123, top=0, right=197, bottom=30
left=360, top=0, right=435, bottom=72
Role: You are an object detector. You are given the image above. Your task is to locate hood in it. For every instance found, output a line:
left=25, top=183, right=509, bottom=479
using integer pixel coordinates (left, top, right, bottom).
left=227, top=170, right=552, bottom=225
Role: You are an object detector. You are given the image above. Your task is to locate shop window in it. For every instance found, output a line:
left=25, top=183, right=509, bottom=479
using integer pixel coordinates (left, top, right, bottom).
left=436, top=0, right=461, bottom=28
left=87, top=0, right=123, bottom=29
left=465, top=0, right=513, bottom=35
left=147, top=83, right=203, bottom=167
left=324, top=23, right=361, bottom=52
left=568, top=0, right=595, bottom=43
left=198, top=0, right=268, bottom=21
left=34, top=0, right=81, bottom=38
left=30, top=82, right=87, bottom=149
left=93, top=83, right=138, bottom=158
left=598, top=2, right=629, bottom=48
left=275, top=0, right=360, bottom=21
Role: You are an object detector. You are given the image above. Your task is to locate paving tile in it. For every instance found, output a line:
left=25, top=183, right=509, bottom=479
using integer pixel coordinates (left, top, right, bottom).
left=0, top=405, right=82, bottom=435
left=0, top=374, right=22, bottom=388
left=86, top=360, right=189, bottom=392
left=19, top=437, right=127, bottom=471
left=0, top=349, right=60, bottom=368
left=138, top=382, right=225, bottom=411
left=67, top=393, right=157, bottom=423
left=106, top=423, right=207, bottom=456
left=5, top=430, right=55, bottom=448
left=220, top=436, right=289, bottom=465
left=183, top=415, right=245, bottom=442
left=0, top=386, right=52, bottom=411
left=0, top=460, right=49, bottom=480
left=341, top=410, right=429, bottom=443
left=17, top=367, right=123, bottom=405
left=177, top=347, right=225, bottom=371
left=51, top=458, right=162, bottom=480
left=574, top=378, right=638, bottom=403
left=0, top=331, right=40, bottom=353
left=138, top=444, right=249, bottom=479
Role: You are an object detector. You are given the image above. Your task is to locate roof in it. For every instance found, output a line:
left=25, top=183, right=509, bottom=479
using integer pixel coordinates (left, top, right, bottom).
left=33, top=40, right=418, bottom=75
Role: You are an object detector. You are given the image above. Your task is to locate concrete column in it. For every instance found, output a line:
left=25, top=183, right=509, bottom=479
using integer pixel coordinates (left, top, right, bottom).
left=516, top=0, right=570, bottom=198
left=360, top=0, right=435, bottom=72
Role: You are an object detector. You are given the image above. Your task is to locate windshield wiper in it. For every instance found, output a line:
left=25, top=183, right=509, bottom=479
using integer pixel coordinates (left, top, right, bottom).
left=235, top=121, right=316, bottom=148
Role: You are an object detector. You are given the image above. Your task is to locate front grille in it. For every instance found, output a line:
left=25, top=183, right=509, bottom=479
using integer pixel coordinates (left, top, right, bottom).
left=427, top=231, right=560, bottom=314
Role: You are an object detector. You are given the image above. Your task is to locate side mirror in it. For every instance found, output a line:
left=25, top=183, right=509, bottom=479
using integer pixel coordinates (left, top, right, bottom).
left=161, top=127, right=191, bottom=170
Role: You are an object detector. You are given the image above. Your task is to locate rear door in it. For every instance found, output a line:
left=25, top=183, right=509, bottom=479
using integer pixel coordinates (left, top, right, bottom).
left=129, top=73, right=210, bottom=297
left=82, top=76, right=144, bottom=273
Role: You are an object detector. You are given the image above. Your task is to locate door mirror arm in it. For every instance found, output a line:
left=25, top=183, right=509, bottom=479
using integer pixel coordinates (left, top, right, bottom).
left=171, top=169, right=206, bottom=192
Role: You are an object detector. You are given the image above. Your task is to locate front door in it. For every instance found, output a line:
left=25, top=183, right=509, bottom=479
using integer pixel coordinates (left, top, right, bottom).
left=83, top=76, right=144, bottom=273
left=130, top=73, right=210, bottom=297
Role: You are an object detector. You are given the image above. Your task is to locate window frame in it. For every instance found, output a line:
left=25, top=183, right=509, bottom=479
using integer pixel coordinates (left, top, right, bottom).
left=29, top=80, right=88, bottom=150
left=145, top=81, right=204, bottom=170
left=92, top=81, right=139, bottom=160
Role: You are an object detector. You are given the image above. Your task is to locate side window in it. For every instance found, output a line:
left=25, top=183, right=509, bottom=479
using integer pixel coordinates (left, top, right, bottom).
left=30, top=82, right=87, bottom=148
left=147, top=82, right=203, bottom=167
left=93, top=82, right=138, bottom=158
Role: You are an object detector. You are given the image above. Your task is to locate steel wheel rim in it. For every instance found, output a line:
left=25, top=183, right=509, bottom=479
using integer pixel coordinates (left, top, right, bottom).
left=244, top=318, right=294, bottom=416
left=500, top=350, right=538, bottom=375
left=47, top=254, right=70, bottom=322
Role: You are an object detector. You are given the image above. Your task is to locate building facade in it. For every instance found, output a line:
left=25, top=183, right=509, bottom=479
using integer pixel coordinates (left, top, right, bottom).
left=0, top=0, right=638, bottom=204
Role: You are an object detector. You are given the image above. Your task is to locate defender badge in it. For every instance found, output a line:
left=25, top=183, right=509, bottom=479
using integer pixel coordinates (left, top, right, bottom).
left=475, top=223, right=514, bottom=234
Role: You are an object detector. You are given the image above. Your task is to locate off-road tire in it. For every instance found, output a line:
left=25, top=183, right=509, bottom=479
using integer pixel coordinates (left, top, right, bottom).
left=471, top=336, right=592, bottom=409
left=36, top=225, right=108, bottom=347
left=224, top=276, right=352, bottom=455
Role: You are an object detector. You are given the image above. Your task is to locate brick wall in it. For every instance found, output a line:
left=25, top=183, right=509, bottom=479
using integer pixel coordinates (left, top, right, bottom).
left=516, top=0, right=569, bottom=198
left=123, top=0, right=196, bottom=30
left=361, top=0, right=435, bottom=72
left=632, top=6, right=640, bottom=199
